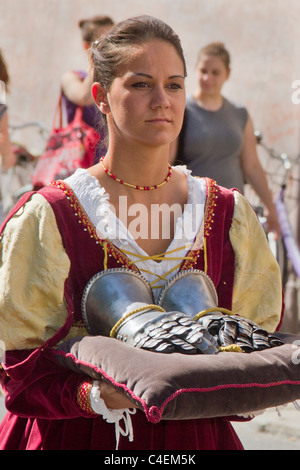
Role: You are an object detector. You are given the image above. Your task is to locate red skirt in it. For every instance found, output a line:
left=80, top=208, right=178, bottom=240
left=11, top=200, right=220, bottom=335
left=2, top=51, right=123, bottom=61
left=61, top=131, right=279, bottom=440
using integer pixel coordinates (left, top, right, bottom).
left=0, top=410, right=243, bottom=450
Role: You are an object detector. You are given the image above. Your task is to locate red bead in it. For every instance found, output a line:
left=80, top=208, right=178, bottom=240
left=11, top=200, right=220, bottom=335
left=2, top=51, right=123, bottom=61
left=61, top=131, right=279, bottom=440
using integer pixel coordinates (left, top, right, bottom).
left=100, top=158, right=173, bottom=190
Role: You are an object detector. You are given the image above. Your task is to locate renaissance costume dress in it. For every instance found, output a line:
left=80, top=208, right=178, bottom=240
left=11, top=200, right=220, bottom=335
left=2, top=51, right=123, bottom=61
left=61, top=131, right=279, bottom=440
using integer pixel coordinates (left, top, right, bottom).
left=0, top=167, right=282, bottom=450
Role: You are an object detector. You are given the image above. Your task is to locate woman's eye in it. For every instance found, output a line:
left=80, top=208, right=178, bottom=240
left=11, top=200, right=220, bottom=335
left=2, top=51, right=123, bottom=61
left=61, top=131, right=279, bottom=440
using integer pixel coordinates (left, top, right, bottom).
left=168, top=83, right=183, bottom=90
left=131, top=81, right=183, bottom=90
left=132, top=82, right=150, bottom=88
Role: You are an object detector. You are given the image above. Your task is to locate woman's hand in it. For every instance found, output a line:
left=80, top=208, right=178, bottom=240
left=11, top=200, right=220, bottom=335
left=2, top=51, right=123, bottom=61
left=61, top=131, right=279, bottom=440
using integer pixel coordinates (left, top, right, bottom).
left=98, top=381, right=138, bottom=410
left=265, top=207, right=281, bottom=239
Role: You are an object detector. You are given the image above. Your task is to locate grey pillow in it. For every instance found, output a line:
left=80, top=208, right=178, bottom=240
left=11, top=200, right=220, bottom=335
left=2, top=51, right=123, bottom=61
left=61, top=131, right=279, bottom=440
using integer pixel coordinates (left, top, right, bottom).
left=56, top=332, right=300, bottom=423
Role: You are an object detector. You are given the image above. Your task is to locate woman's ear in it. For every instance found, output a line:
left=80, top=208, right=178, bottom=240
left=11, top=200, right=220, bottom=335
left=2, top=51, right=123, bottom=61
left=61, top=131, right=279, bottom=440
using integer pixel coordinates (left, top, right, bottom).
left=92, top=82, right=110, bottom=114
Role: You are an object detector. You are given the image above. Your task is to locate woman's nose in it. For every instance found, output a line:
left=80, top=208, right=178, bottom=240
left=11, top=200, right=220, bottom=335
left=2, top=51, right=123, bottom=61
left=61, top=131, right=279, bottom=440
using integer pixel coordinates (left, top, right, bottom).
left=151, top=86, right=170, bottom=109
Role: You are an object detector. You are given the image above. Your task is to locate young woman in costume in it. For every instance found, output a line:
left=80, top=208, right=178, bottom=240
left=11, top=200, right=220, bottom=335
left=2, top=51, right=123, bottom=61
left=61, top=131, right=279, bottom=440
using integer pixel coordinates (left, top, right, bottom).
left=0, top=16, right=282, bottom=450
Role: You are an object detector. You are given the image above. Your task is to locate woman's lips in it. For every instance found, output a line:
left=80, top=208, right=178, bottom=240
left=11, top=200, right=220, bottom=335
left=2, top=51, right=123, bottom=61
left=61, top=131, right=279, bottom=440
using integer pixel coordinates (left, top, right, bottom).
left=146, top=118, right=171, bottom=123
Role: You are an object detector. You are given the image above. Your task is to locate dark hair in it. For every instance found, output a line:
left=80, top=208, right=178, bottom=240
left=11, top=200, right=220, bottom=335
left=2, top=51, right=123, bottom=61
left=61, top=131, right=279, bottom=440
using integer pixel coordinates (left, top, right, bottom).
left=78, top=15, right=114, bottom=44
left=196, top=42, right=231, bottom=70
left=0, top=49, right=10, bottom=91
left=90, top=15, right=187, bottom=90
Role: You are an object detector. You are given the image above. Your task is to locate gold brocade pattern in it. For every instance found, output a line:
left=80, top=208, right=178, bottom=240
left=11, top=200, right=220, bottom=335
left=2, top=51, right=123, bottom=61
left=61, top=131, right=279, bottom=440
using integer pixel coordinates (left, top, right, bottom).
left=0, top=194, right=70, bottom=350
left=229, top=191, right=282, bottom=332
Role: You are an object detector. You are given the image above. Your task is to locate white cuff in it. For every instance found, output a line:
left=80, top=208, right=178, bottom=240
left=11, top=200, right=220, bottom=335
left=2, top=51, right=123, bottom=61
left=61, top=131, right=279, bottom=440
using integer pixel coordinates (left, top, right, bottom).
left=90, top=380, right=136, bottom=449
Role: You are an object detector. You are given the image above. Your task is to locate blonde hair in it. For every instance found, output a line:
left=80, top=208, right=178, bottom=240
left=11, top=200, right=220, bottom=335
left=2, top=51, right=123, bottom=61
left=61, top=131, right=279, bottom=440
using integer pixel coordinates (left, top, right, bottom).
left=196, top=42, right=230, bottom=70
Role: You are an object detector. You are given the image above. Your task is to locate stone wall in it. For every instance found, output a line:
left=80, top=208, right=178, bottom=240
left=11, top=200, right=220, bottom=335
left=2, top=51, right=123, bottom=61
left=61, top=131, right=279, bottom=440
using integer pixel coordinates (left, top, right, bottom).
left=1, top=0, right=300, bottom=152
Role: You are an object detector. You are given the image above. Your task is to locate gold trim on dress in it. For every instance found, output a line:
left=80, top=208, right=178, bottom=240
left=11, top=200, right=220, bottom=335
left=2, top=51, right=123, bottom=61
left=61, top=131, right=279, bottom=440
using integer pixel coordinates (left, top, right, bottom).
left=51, top=178, right=219, bottom=278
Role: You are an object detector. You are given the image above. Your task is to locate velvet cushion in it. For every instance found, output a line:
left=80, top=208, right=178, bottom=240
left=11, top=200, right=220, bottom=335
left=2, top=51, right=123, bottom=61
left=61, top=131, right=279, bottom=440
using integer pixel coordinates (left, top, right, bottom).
left=56, top=332, right=300, bottom=423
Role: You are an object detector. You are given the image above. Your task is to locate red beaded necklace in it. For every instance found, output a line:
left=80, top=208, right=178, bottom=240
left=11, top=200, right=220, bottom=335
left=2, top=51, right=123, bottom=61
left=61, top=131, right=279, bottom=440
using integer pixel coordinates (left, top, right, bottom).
left=100, top=157, right=173, bottom=190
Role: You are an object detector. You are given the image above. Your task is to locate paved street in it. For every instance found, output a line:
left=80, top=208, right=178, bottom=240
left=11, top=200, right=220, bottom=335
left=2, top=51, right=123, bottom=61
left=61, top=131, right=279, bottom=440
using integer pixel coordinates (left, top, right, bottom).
left=233, top=403, right=300, bottom=450
left=0, top=392, right=299, bottom=450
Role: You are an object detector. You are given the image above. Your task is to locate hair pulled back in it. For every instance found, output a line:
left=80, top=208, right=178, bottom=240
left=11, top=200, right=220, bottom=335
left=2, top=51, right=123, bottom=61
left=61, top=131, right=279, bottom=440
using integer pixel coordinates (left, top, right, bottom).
left=90, top=15, right=187, bottom=90
left=196, top=42, right=231, bottom=70
left=78, top=15, right=114, bottom=44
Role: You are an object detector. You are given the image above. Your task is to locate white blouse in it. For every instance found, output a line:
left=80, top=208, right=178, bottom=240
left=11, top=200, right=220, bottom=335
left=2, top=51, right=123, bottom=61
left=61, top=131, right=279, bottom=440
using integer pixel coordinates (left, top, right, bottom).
left=65, top=166, right=207, bottom=302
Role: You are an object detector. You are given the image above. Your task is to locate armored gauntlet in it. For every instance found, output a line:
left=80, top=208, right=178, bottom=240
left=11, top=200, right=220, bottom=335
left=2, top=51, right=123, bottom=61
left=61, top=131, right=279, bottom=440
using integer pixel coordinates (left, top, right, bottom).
left=82, top=268, right=218, bottom=355
left=158, top=269, right=283, bottom=352
left=197, top=313, right=283, bottom=352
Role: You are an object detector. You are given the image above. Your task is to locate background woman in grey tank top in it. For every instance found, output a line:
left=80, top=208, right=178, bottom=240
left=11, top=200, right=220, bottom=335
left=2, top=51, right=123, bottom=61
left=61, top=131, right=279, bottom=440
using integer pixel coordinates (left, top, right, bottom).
left=182, top=96, right=248, bottom=193
left=171, top=42, right=280, bottom=236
